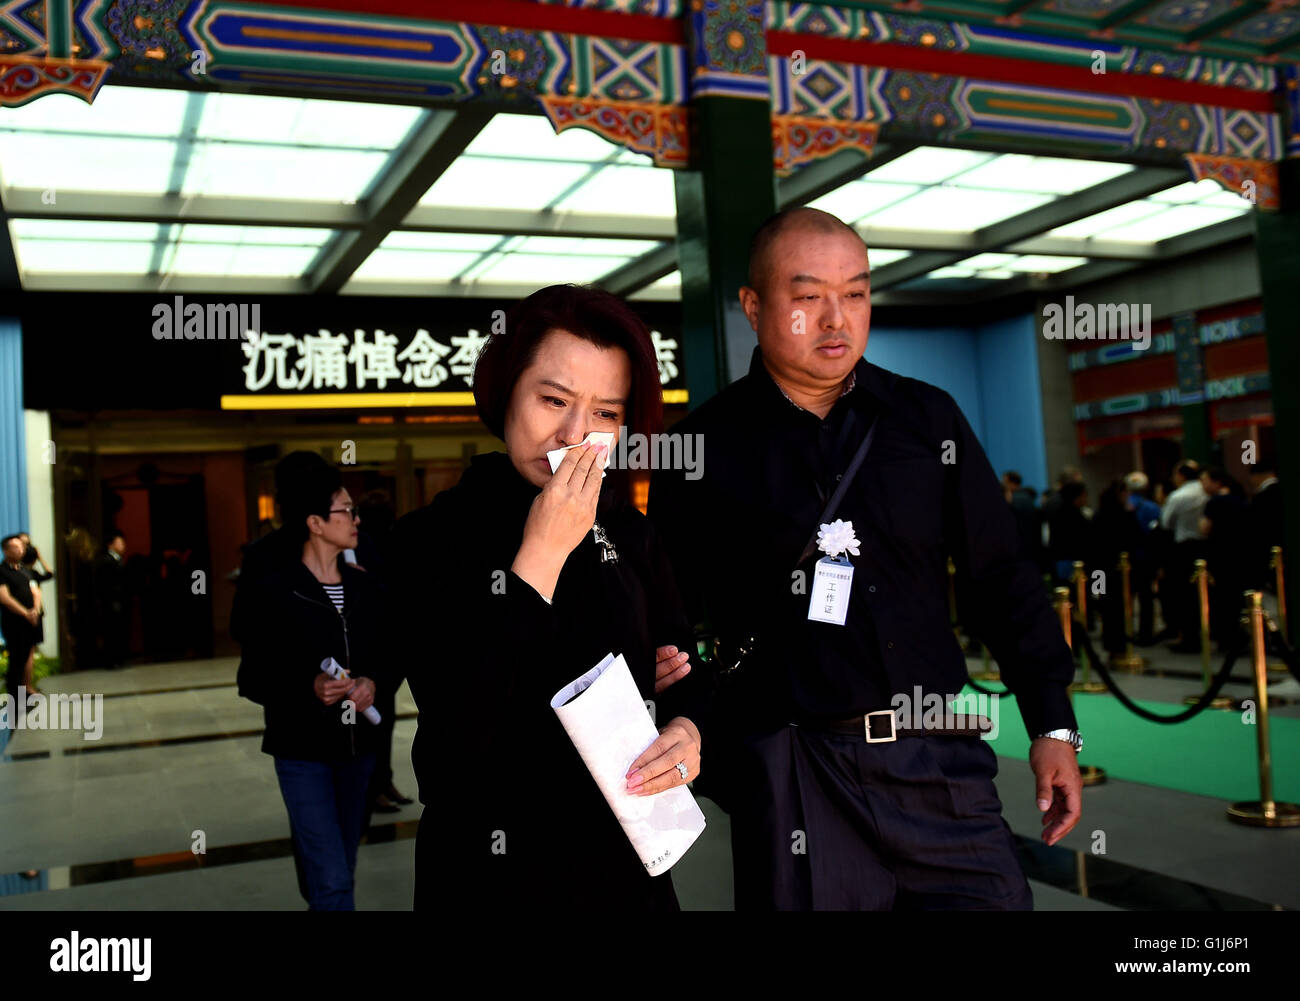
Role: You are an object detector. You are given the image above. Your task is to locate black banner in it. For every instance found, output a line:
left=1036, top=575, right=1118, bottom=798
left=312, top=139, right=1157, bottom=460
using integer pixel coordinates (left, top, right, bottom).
left=18, top=294, right=684, bottom=411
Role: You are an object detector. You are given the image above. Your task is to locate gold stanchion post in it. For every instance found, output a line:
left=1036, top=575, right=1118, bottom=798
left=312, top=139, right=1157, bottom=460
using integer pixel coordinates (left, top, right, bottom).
left=1194, top=559, right=1212, bottom=675
left=1068, top=564, right=1105, bottom=694
left=1267, top=547, right=1288, bottom=673
left=1055, top=587, right=1106, bottom=786
left=1226, top=592, right=1300, bottom=827
left=1184, top=558, right=1234, bottom=709
left=1111, top=552, right=1146, bottom=672
left=1055, top=585, right=1071, bottom=643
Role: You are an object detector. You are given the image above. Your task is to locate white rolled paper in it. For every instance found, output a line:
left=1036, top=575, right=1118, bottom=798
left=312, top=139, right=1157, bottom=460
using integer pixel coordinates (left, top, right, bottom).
left=320, top=656, right=381, bottom=725
left=551, top=652, right=706, bottom=876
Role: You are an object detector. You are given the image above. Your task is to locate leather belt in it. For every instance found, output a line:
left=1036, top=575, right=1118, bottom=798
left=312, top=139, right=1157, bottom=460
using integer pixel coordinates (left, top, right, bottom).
left=796, top=710, right=994, bottom=742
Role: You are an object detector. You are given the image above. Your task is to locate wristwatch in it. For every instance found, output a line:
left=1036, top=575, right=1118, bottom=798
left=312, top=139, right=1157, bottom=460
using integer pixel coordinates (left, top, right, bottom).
left=1035, top=728, right=1083, bottom=753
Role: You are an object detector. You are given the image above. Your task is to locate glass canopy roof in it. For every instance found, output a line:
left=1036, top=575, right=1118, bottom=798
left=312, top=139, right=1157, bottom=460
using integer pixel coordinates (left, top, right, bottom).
left=0, top=88, right=1258, bottom=298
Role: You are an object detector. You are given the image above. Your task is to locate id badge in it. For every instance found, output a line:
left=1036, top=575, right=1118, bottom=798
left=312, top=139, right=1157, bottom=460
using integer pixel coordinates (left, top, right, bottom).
left=808, top=555, right=853, bottom=626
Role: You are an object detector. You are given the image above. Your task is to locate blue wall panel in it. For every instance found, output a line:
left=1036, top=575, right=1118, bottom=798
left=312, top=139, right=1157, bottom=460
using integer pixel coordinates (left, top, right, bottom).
left=865, top=325, right=984, bottom=438
left=0, top=317, right=27, bottom=659
left=0, top=318, right=26, bottom=537
left=863, top=314, right=1049, bottom=492
left=975, top=313, right=1049, bottom=494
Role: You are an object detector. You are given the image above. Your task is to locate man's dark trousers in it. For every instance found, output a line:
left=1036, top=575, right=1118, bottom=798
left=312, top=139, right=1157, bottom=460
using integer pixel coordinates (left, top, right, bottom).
left=727, top=725, right=1034, bottom=910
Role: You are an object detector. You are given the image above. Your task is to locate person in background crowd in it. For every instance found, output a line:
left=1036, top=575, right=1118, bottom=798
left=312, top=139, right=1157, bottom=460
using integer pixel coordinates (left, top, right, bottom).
left=1, top=534, right=42, bottom=710
left=1123, top=472, right=1161, bottom=645
left=232, top=450, right=352, bottom=904
left=1147, top=478, right=1178, bottom=643
left=235, top=462, right=392, bottom=911
left=1047, top=481, right=1092, bottom=587
left=95, top=531, right=129, bottom=669
left=1248, top=466, right=1282, bottom=591
left=64, top=526, right=99, bottom=670
left=1003, top=470, right=1044, bottom=570
left=1040, top=466, right=1083, bottom=523
left=1200, top=468, right=1249, bottom=652
left=1124, top=472, right=1162, bottom=535
left=232, top=451, right=339, bottom=649
left=18, top=534, right=53, bottom=582
left=237, top=457, right=333, bottom=567
left=1041, top=467, right=1085, bottom=567
left=18, top=533, right=52, bottom=649
left=1161, top=460, right=1208, bottom=653
left=1092, top=481, right=1142, bottom=656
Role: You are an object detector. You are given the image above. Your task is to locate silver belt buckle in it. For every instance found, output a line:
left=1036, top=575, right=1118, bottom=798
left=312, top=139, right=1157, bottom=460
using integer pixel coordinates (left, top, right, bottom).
left=864, top=710, right=897, bottom=743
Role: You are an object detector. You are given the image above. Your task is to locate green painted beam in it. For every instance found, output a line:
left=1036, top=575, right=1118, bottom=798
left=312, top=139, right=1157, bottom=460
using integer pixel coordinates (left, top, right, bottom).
left=674, top=96, right=777, bottom=406
left=47, top=0, right=71, bottom=59
left=1171, top=311, right=1212, bottom=465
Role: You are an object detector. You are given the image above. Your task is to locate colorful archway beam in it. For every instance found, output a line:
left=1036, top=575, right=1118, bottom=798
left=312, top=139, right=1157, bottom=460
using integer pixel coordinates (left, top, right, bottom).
left=0, top=1, right=1283, bottom=165
left=0, top=2, right=1268, bottom=109
left=773, top=115, right=879, bottom=175
left=1184, top=153, right=1280, bottom=210
left=0, top=56, right=110, bottom=108
left=538, top=96, right=882, bottom=174
left=765, top=31, right=1275, bottom=113
left=539, top=95, right=688, bottom=167
left=267, top=0, right=686, bottom=45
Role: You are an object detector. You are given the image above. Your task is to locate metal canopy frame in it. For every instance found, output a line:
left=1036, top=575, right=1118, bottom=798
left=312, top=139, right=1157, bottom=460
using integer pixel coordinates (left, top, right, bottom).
left=0, top=96, right=1263, bottom=301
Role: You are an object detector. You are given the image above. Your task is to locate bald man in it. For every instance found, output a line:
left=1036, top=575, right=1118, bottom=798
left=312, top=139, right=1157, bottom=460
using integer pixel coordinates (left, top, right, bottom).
left=650, top=207, right=1081, bottom=910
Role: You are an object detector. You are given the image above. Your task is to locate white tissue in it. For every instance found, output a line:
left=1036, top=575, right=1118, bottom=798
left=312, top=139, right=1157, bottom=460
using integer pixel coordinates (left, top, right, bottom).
left=546, top=431, right=615, bottom=477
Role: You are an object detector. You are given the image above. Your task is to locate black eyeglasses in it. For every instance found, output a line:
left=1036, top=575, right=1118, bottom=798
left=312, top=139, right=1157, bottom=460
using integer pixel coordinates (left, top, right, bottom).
left=328, top=506, right=360, bottom=521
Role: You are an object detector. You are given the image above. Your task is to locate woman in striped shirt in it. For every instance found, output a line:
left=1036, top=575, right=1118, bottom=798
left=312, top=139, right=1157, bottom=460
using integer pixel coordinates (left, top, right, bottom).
left=235, top=461, right=392, bottom=910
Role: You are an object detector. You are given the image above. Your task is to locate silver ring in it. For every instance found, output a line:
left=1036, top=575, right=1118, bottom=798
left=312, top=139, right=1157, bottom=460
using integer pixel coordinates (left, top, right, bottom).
left=675, top=761, right=688, bottom=781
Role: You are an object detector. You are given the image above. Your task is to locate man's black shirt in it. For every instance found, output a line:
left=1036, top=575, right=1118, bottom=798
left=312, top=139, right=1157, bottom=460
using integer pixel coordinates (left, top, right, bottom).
left=648, top=347, right=1077, bottom=739
left=0, top=562, right=35, bottom=612
left=0, top=561, right=36, bottom=642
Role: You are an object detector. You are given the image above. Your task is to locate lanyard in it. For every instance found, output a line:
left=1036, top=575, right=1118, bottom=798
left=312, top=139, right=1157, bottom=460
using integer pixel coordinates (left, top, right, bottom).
left=815, top=404, right=865, bottom=506
left=797, top=410, right=880, bottom=570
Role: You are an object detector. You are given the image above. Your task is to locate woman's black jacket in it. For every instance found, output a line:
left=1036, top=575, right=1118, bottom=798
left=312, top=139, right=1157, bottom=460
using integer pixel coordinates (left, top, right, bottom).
left=235, top=557, right=393, bottom=762
left=387, top=451, right=711, bottom=908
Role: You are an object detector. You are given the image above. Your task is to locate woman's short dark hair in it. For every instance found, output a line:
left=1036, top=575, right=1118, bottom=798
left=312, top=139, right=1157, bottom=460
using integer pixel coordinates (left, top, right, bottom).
left=279, top=464, right=344, bottom=543
left=473, top=284, right=665, bottom=443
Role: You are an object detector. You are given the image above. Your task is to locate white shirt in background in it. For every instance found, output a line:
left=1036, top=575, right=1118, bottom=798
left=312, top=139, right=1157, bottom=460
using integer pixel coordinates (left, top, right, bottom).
left=1161, top=480, right=1208, bottom=543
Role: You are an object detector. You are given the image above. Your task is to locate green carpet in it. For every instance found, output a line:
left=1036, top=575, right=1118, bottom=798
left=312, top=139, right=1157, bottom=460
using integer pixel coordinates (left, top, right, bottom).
left=963, top=685, right=1300, bottom=803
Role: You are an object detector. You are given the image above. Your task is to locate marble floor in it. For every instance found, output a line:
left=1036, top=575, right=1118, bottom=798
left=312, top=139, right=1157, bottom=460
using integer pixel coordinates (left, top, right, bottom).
left=1, top=644, right=1297, bottom=911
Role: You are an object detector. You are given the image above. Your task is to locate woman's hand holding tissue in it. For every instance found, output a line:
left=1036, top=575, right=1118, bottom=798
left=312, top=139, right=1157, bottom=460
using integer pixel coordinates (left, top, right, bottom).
left=512, top=441, right=606, bottom=600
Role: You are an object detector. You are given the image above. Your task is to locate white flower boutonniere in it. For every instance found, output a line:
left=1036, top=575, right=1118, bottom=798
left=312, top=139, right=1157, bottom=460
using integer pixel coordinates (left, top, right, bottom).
left=816, top=519, right=861, bottom=561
